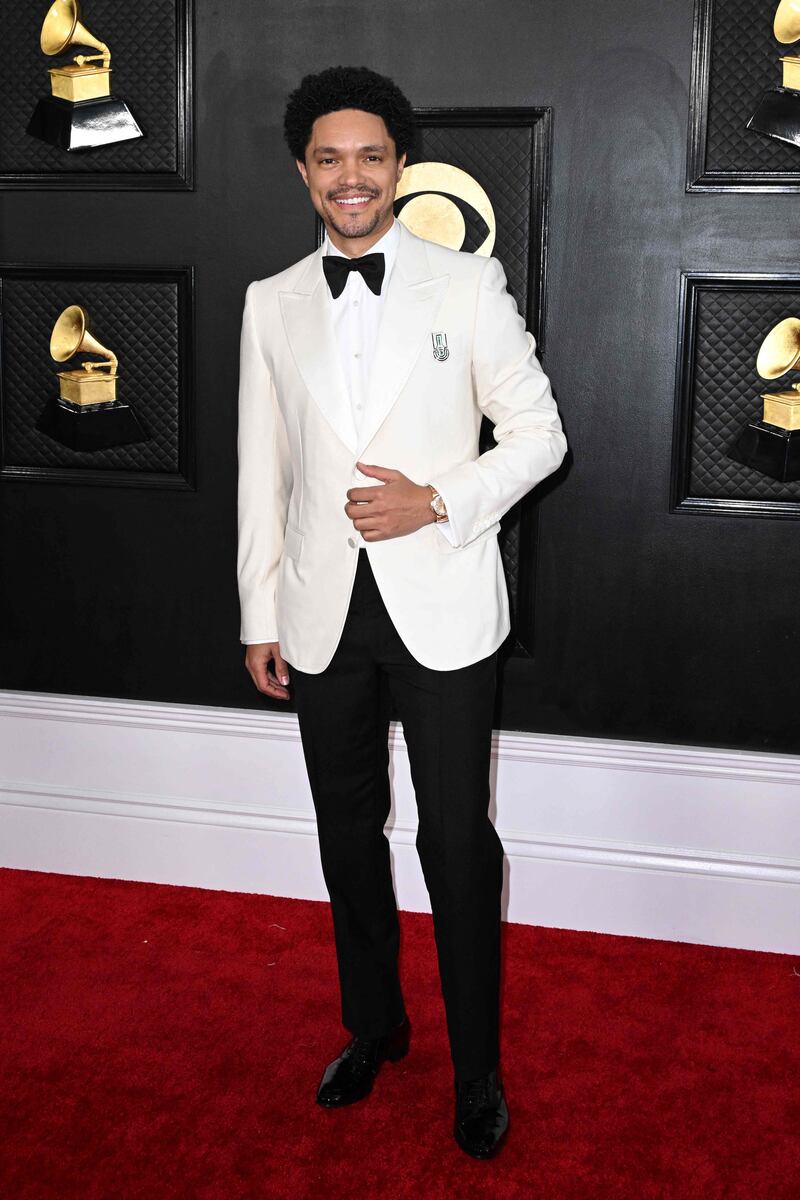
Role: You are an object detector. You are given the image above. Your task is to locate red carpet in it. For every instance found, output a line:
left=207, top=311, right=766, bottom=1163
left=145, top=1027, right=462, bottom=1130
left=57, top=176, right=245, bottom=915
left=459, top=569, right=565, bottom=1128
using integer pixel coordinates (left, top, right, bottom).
left=1, top=867, right=798, bottom=1198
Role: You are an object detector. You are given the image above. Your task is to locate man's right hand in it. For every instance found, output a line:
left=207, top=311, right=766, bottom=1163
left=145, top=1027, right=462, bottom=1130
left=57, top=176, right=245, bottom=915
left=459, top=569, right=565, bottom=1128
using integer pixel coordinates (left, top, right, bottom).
left=245, top=642, right=291, bottom=701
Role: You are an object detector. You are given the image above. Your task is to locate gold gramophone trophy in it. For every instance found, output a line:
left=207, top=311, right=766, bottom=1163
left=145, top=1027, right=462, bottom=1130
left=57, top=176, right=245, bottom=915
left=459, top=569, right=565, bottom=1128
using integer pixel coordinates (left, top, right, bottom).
left=26, top=0, right=143, bottom=151
left=35, top=305, right=149, bottom=451
left=729, top=317, right=800, bottom=481
left=747, top=0, right=800, bottom=148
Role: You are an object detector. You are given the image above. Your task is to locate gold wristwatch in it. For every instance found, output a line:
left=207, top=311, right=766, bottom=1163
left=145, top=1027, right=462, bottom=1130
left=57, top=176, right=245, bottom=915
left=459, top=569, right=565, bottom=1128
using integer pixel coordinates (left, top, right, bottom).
left=427, top=484, right=449, bottom=523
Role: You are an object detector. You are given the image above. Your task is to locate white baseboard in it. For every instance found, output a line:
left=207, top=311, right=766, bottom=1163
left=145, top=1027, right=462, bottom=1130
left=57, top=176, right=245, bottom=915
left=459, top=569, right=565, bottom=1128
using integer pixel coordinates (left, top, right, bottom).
left=1, top=689, right=798, bottom=954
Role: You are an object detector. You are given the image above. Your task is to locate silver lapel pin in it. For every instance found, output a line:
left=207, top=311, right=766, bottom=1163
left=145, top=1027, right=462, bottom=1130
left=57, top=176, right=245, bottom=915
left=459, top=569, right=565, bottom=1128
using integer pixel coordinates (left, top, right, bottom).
left=431, top=331, right=449, bottom=362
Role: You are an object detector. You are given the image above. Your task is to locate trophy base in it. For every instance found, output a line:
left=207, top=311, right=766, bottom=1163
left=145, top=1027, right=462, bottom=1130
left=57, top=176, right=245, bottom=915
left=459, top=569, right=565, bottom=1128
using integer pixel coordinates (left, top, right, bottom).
left=26, top=95, right=144, bottom=152
left=746, top=87, right=800, bottom=149
left=728, top=419, right=800, bottom=482
left=35, top=397, right=150, bottom=451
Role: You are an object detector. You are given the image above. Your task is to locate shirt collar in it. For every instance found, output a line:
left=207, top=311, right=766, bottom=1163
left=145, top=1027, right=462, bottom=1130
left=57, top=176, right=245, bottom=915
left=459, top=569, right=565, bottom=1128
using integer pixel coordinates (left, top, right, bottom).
left=323, top=218, right=400, bottom=284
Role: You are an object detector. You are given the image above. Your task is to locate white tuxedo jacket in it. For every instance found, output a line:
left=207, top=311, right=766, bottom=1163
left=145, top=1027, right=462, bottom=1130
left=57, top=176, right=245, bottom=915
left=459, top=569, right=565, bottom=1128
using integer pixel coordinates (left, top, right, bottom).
left=236, top=221, right=567, bottom=673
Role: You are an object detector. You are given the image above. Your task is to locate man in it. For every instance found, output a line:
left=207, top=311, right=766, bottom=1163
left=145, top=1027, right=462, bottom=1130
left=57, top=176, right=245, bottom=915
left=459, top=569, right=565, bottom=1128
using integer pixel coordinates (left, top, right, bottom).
left=237, top=65, right=567, bottom=1159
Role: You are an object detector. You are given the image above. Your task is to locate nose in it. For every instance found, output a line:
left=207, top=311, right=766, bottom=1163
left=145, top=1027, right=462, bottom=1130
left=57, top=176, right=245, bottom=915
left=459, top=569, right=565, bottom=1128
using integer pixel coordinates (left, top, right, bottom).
left=335, top=159, right=369, bottom=190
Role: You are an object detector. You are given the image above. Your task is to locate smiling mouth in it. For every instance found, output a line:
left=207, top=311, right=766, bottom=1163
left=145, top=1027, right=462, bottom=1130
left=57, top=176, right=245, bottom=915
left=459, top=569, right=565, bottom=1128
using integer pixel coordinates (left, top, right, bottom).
left=331, top=194, right=375, bottom=211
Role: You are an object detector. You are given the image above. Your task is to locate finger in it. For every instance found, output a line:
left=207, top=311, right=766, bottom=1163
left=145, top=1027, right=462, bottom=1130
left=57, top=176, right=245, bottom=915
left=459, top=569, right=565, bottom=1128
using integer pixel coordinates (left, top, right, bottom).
left=353, top=515, right=383, bottom=530
left=345, top=501, right=384, bottom=521
left=264, top=682, right=290, bottom=699
left=356, top=462, right=398, bottom=480
left=261, top=674, right=291, bottom=699
left=263, top=660, right=290, bottom=695
left=247, top=658, right=289, bottom=699
left=273, top=651, right=290, bottom=686
left=346, top=485, right=384, bottom=501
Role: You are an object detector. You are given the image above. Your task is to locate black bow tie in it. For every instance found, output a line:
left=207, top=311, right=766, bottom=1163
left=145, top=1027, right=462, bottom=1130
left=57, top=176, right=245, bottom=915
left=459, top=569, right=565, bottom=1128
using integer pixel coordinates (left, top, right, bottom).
left=322, top=251, right=385, bottom=299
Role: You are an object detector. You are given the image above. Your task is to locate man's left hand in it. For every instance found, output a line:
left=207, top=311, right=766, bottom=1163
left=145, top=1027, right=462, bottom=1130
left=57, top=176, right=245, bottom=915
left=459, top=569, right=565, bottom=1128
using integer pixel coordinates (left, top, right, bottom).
left=345, top=461, right=435, bottom=540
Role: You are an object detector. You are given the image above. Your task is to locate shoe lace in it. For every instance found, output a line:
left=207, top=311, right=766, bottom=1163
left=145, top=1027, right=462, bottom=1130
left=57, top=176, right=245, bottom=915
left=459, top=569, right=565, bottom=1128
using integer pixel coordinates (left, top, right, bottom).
left=350, top=1037, right=377, bottom=1068
left=461, top=1075, right=491, bottom=1113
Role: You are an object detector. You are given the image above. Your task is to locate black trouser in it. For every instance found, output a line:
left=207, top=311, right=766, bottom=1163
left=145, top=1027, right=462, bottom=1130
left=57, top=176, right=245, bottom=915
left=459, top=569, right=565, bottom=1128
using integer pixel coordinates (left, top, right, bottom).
left=288, top=548, right=504, bottom=1082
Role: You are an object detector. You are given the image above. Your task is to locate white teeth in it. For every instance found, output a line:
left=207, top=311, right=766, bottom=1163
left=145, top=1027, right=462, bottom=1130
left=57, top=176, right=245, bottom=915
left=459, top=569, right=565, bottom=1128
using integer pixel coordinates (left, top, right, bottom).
left=336, top=196, right=371, bottom=205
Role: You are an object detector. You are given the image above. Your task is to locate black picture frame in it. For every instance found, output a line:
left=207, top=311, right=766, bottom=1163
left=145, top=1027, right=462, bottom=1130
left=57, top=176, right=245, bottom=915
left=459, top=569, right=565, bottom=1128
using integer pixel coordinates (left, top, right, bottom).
left=670, top=270, right=800, bottom=518
left=318, top=105, right=554, bottom=657
left=0, top=0, right=194, bottom=191
left=686, top=0, right=800, bottom=193
left=0, top=263, right=195, bottom=489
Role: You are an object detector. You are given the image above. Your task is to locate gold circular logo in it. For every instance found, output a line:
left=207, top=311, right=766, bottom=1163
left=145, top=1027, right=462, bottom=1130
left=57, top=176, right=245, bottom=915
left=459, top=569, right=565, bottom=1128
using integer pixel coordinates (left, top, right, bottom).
left=394, top=162, right=496, bottom=257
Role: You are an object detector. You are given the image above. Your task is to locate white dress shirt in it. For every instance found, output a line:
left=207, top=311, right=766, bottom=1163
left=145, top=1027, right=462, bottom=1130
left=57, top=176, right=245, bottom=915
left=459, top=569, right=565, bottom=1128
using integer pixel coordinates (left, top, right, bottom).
left=324, top=218, right=455, bottom=547
left=324, top=219, right=399, bottom=445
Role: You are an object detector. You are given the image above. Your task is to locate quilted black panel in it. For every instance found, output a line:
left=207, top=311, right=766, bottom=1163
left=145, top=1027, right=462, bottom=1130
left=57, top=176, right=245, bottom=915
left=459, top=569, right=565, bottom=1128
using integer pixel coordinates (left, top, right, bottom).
left=408, top=123, right=535, bottom=333
left=705, top=0, right=800, bottom=173
left=1, top=274, right=184, bottom=474
left=405, top=118, right=548, bottom=650
left=0, top=0, right=179, bottom=174
left=688, top=285, right=800, bottom=500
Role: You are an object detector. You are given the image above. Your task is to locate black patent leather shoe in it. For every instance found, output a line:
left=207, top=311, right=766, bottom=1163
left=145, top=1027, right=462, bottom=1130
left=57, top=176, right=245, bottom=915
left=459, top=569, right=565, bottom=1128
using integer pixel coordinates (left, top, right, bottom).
left=454, top=1069, right=509, bottom=1159
left=316, top=1016, right=410, bottom=1107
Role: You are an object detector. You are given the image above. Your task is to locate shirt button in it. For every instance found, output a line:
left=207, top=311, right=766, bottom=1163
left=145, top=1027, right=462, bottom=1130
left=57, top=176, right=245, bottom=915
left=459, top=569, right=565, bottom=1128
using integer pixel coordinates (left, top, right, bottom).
left=353, top=352, right=361, bottom=358
left=347, top=536, right=356, bottom=548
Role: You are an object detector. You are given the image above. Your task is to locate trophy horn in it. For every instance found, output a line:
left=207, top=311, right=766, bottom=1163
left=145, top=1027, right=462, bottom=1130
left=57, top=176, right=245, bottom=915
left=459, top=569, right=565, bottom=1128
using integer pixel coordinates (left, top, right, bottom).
left=756, top=316, right=800, bottom=381
left=50, top=305, right=118, bottom=374
left=40, top=0, right=110, bottom=69
left=774, top=0, right=800, bottom=44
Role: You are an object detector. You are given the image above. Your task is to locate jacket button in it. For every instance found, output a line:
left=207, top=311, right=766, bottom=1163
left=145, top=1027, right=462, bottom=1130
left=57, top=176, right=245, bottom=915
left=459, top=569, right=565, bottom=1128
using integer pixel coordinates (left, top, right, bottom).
left=347, top=536, right=356, bottom=548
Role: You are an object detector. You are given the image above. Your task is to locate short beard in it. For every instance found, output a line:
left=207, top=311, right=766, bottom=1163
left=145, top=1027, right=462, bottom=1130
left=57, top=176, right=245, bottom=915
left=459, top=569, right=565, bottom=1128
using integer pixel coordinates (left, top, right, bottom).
left=324, top=197, right=390, bottom=240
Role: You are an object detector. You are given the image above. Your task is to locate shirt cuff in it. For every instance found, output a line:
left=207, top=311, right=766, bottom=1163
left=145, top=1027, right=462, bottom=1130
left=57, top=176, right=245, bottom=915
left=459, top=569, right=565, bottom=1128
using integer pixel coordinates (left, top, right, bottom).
left=434, top=519, right=457, bottom=546
left=428, top=480, right=462, bottom=546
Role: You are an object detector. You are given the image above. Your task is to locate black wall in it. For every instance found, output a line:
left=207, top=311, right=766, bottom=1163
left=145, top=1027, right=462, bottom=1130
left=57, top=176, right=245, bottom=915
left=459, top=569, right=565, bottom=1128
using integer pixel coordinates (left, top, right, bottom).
left=2, top=0, right=799, bottom=753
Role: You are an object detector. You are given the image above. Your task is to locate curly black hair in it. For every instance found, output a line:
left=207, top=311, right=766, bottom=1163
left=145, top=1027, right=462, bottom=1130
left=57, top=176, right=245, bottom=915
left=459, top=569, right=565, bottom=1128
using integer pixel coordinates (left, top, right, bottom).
left=283, top=65, right=415, bottom=162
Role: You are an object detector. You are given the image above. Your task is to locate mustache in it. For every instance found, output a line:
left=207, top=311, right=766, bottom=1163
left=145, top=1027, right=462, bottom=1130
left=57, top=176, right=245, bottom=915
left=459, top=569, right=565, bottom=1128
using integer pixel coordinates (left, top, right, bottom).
left=327, top=189, right=380, bottom=200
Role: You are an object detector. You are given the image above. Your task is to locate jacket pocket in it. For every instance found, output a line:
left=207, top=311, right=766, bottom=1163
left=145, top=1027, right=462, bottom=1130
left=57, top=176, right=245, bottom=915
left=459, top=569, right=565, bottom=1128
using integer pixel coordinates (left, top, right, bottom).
left=283, top=524, right=304, bottom=562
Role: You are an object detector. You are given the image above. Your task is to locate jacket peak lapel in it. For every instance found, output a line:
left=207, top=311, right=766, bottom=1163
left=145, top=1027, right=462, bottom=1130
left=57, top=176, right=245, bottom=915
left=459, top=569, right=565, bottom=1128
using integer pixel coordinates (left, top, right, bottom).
left=357, top=224, right=450, bottom=456
left=278, top=250, right=358, bottom=454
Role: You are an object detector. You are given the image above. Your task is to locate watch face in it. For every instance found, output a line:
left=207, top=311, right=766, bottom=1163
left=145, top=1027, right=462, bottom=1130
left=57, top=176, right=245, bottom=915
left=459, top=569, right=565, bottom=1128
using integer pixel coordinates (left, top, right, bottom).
left=433, top=495, right=447, bottom=517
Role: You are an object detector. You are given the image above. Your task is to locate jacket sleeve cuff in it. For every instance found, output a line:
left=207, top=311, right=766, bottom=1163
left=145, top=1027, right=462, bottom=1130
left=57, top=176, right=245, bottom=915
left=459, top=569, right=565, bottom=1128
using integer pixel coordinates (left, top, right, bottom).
left=427, top=468, right=496, bottom=549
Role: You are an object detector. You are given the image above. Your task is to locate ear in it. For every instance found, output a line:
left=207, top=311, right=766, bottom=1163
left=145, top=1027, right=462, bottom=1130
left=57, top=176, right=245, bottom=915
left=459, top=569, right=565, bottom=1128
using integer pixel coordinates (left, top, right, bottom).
left=295, top=158, right=309, bottom=188
left=396, top=152, right=407, bottom=181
